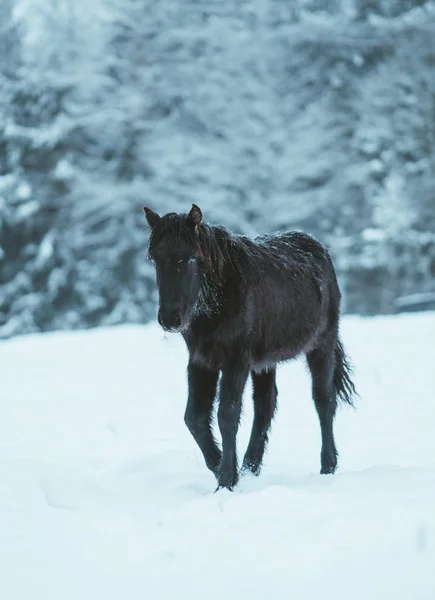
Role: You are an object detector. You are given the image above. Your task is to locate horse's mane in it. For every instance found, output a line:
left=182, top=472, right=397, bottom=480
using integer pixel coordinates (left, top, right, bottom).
left=148, top=212, right=325, bottom=284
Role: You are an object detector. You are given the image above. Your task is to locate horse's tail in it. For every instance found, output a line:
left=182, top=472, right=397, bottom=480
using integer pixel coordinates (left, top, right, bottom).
left=333, top=338, right=357, bottom=407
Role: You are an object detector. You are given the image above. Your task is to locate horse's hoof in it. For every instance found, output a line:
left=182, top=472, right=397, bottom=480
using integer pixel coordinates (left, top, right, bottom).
left=215, top=470, right=238, bottom=491
left=215, top=484, right=234, bottom=493
left=320, top=465, right=337, bottom=475
left=241, top=460, right=261, bottom=477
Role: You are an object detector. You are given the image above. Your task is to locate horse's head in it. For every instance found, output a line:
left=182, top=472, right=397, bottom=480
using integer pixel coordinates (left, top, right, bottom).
left=144, top=204, right=204, bottom=333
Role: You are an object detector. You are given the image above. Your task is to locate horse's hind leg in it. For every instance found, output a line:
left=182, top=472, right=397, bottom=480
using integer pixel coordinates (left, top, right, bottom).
left=307, top=343, right=338, bottom=474
left=242, top=368, right=277, bottom=476
left=184, top=362, right=221, bottom=476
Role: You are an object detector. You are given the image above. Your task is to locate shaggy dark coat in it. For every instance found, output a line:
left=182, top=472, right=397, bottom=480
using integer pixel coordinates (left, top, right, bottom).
left=144, top=204, right=357, bottom=491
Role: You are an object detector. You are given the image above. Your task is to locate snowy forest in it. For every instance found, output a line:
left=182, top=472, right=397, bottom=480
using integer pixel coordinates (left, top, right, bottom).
left=1, top=0, right=435, bottom=339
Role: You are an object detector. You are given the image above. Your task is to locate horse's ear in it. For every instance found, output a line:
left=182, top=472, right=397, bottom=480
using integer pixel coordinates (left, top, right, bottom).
left=188, top=204, right=202, bottom=232
left=143, top=207, right=161, bottom=228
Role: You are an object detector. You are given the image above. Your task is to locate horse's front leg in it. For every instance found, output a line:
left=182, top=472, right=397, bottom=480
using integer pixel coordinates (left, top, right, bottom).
left=184, top=362, right=221, bottom=475
left=217, top=363, right=249, bottom=491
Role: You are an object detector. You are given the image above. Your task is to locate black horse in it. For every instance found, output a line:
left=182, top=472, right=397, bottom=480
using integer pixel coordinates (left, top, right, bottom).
left=144, top=204, right=357, bottom=491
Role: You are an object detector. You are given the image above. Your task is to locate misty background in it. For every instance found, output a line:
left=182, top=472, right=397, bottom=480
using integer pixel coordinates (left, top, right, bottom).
left=1, top=0, right=435, bottom=340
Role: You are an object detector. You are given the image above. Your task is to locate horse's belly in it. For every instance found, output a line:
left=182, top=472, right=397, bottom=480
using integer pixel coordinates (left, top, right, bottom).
left=251, top=348, right=296, bottom=372
left=251, top=331, right=319, bottom=371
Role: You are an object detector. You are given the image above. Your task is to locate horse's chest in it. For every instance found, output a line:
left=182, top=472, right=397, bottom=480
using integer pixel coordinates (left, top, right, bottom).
left=189, top=337, right=229, bottom=369
left=187, top=322, right=240, bottom=369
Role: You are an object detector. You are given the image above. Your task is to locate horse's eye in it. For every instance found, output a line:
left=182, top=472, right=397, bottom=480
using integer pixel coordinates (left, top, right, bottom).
left=177, top=257, right=196, bottom=265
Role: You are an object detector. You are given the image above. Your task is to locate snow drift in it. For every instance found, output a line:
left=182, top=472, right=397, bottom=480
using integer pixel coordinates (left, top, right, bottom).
left=0, top=312, right=434, bottom=599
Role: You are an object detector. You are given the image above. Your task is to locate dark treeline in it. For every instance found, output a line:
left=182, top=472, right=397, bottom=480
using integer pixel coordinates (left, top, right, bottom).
left=0, top=0, right=434, bottom=338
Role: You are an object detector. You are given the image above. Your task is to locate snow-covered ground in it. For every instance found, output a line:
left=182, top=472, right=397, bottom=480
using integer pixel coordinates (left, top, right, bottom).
left=1, top=312, right=434, bottom=599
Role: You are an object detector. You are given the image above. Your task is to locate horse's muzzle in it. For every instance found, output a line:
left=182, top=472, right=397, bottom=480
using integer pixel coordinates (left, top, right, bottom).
left=158, top=306, right=184, bottom=333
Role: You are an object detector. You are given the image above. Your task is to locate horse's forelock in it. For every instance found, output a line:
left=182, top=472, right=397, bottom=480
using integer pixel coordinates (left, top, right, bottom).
left=148, top=213, right=227, bottom=277
left=148, top=214, right=190, bottom=252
